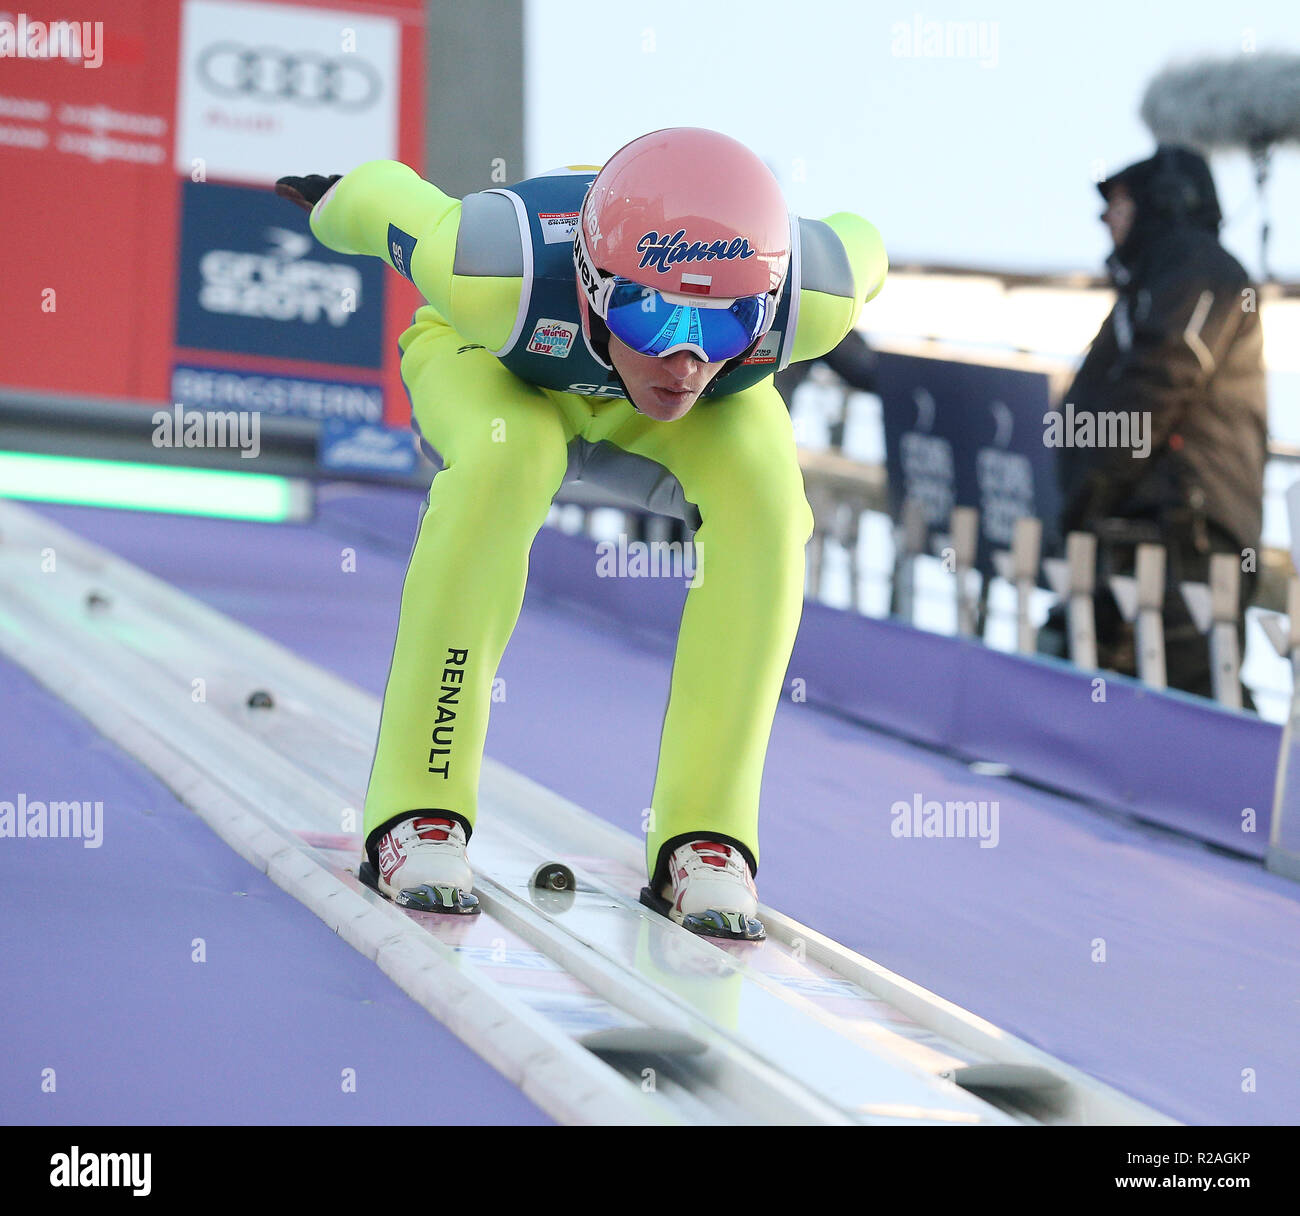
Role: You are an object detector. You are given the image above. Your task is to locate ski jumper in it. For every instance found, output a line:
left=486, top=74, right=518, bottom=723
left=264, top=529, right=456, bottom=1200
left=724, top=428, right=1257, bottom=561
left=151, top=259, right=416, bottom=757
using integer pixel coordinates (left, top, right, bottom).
left=308, top=159, right=887, bottom=888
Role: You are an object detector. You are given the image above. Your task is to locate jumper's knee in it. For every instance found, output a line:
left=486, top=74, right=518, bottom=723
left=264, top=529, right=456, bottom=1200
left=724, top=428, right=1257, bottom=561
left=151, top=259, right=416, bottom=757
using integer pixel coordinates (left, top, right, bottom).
left=430, top=432, right=568, bottom=535
left=696, top=471, right=814, bottom=553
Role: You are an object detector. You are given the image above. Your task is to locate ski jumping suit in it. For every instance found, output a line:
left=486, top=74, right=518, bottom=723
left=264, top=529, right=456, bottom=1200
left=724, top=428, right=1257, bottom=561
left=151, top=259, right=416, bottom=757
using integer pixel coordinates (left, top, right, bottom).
left=307, top=159, right=887, bottom=890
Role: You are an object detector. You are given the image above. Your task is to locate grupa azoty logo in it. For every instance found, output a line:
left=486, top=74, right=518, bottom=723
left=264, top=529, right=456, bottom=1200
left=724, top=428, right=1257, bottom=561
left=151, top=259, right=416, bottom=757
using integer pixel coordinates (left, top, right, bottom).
left=198, top=226, right=361, bottom=326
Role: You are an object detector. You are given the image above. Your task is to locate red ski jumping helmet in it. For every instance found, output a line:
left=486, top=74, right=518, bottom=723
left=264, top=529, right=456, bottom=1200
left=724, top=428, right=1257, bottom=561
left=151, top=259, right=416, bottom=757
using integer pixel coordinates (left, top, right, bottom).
left=574, top=127, right=791, bottom=365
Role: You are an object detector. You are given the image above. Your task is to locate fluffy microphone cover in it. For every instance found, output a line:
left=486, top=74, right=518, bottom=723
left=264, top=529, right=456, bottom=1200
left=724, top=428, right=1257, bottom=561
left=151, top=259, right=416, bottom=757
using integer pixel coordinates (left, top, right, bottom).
left=1141, top=52, right=1300, bottom=150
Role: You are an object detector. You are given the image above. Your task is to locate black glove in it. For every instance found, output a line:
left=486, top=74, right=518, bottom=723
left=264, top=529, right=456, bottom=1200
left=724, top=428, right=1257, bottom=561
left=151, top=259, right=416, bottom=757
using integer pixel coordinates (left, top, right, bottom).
left=274, top=173, right=341, bottom=213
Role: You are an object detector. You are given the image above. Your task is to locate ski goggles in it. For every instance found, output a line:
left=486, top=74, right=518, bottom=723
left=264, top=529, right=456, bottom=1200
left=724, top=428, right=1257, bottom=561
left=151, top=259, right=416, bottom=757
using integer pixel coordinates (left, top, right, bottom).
left=601, top=277, right=774, bottom=362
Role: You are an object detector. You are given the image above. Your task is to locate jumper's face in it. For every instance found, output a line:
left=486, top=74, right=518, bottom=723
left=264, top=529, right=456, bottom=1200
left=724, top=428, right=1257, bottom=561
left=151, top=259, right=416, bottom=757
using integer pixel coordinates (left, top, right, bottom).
left=1102, top=184, right=1136, bottom=250
left=607, top=335, right=726, bottom=421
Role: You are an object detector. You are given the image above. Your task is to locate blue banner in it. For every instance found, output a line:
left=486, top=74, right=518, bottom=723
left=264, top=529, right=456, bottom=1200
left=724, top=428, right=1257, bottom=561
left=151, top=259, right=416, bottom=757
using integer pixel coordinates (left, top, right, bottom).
left=171, top=364, right=384, bottom=424
left=175, top=180, right=385, bottom=369
left=876, top=351, right=1063, bottom=574
left=318, top=419, right=418, bottom=476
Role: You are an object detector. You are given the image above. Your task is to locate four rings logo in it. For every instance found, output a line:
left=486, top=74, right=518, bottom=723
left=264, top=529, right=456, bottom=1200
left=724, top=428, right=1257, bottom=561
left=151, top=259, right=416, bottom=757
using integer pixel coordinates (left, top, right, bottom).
left=197, top=42, right=381, bottom=110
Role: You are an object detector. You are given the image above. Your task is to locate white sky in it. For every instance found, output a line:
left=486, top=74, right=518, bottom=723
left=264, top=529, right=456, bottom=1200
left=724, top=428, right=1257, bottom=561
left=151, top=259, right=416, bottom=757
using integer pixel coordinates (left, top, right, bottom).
left=525, top=0, right=1300, bottom=279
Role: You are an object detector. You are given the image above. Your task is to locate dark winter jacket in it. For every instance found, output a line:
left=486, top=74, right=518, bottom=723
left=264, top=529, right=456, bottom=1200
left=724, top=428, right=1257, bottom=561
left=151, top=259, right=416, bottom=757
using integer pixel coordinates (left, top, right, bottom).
left=1059, top=146, right=1268, bottom=555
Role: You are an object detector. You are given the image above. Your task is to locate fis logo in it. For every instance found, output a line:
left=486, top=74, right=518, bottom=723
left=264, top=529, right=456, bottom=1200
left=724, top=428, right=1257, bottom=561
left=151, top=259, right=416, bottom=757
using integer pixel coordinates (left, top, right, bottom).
left=636, top=229, right=755, bottom=274
left=742, top=330, right=781, bottom=365
left=539, top=210, right=580, bottom=244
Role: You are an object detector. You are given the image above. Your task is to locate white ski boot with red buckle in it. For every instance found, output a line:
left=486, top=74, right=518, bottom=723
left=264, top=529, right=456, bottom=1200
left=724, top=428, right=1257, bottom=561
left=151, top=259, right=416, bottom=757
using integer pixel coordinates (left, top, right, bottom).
left=363, top=815, right=479, bottom=915
left=640, top=839, right=765, bottom=941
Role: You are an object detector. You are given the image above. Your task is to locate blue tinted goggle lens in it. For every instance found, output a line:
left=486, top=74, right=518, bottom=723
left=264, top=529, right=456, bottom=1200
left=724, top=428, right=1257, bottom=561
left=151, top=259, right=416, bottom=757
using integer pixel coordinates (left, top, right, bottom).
left=603, top=280, right=770, bottom=361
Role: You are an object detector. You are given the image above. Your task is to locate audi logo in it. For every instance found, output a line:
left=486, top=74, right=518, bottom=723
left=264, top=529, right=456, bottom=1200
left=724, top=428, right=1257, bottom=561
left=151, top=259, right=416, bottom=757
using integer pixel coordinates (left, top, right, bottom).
left=197, top=42, right=381, bottom=110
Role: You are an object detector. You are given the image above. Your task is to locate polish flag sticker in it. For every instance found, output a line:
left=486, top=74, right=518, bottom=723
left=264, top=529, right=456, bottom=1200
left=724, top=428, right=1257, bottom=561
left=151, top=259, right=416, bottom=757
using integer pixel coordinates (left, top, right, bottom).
left=679, top=272, right=712, bottom=295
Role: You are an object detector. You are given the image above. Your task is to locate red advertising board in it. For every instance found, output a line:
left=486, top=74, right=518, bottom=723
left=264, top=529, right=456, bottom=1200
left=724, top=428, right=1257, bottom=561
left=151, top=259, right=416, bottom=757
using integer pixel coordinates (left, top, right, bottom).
left=0, top=0, right=426, bottom=428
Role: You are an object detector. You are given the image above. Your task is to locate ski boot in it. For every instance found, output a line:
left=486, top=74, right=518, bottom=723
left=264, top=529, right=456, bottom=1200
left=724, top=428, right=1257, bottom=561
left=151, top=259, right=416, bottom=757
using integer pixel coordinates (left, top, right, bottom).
left=640, top=839, right=765, bottom=941
left=359, top=814, right=479, bottom=915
